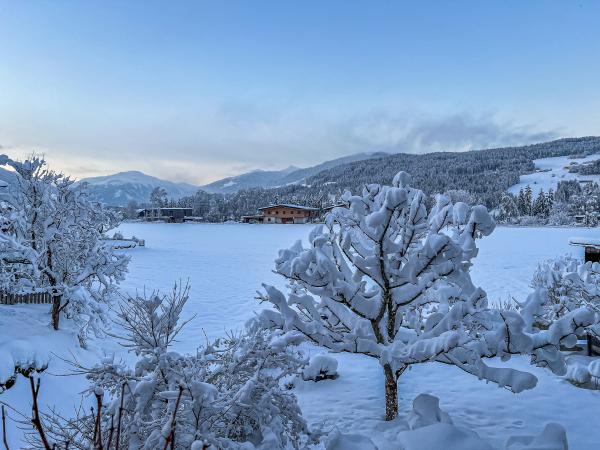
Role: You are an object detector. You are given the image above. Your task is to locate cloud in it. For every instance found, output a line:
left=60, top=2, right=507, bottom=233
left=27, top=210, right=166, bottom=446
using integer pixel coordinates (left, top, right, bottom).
left=340, top=111, right=560, bottom=154
left=0, top=107, right=562, bottom=185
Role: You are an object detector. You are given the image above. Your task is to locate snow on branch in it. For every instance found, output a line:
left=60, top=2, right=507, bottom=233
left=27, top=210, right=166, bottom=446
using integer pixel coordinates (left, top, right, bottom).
left=257, top=171, right=596, bottom=419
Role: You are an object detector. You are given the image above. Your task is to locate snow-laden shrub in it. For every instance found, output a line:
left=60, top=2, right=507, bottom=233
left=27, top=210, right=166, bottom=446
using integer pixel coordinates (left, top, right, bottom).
left=397, top=394, right=568, bottom=450
left=258, top=171, right=596, bottom=421
left=505, top=423, right=568, bottom=450
left=24, top=283, right=312, bottom=450
left=520, top=255, right=600, bottom=330
left=406, top=394, right=452, bottom=430
left=301, top=354, right=338, bottom=381
left=0, top=341, right=48, bottom=392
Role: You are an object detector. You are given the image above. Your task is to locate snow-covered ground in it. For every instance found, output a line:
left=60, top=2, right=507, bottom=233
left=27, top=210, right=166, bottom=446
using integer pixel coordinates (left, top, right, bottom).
left=508, top=153, right=600, bottom=197
left=2, top=223, right=600, bottom=448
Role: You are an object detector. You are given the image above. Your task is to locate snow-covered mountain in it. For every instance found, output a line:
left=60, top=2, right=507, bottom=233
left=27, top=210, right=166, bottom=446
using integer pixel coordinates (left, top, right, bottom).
left=78, top=153, right=387, bottom=205
left=200, top=165, right=300, bottom=194
left=200, top=152, right=387, bottom=194
left=80, top=171, right=198, bottom=207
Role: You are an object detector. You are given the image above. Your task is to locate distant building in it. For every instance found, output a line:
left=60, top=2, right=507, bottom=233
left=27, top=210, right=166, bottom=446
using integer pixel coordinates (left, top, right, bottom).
left=241, top=204, right=319, bottom=224
left=143, top=207, right=193, bottom=223
left=569, top=237, right=600, bottom=263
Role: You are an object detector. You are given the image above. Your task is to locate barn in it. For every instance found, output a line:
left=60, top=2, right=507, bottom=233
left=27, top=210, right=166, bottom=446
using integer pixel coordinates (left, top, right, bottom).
left=143, top=207, right=193, bottom=223
left=242, top=204, right=319, bottom=224
left=569, top=237, right=600, bottom=263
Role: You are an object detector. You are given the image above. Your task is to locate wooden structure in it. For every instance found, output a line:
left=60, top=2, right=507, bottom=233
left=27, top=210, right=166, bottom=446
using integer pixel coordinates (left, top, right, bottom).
left=587, top=333, right=600, bottom=356
left=143, top=207, right=193, bottom=223
left=569, top=237, right=600, bottom=263
left=0, top=292, right=53, bottom=305
left=242, top=204, right=319, bottom=224
left=102, top=237, right=145, bottom=249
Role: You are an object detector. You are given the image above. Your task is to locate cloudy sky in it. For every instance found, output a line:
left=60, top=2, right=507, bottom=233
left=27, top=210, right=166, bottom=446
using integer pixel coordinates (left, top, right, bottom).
left=1, top=1, right=599, bottom=185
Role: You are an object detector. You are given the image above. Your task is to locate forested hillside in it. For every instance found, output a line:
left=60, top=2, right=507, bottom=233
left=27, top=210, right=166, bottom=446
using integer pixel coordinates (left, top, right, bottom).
left=151, top=137, right=600, bottom=221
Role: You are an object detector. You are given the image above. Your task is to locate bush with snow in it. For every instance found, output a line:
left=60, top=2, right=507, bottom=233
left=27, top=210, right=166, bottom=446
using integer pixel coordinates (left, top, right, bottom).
left=0, top=341, right=48, bottom=392
left=406, top=394, right=452, bottom=430
left=258, top=171, right=595, bottom=421
left=396, top=394, right=568, bottom=450
left=301, top=354, right=338, bottom=382
left=520, top=255, right=600, bottom=331
left=23, top=283, right=312, bottom=449
left=506, top=423, right=568, bottom=450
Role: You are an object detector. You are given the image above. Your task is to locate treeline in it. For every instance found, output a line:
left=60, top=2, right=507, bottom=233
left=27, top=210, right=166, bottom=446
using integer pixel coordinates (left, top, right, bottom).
left=497, top=180, right=600, bottom=226
left=122, top=137, right=600, bottom=222
left=570, top=158, right=600, bottom=175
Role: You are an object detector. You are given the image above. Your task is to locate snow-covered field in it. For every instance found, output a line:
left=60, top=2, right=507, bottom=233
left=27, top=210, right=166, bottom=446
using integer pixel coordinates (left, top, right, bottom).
left=3, top=223, right=600, bottom=448
left=508, top=153, right=600, bottom=197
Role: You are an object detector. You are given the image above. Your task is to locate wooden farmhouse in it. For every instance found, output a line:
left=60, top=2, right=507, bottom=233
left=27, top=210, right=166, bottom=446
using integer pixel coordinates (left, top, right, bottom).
left=241, top=204, right=319, bottom=224
left=569, top=237, right=600, bottom=263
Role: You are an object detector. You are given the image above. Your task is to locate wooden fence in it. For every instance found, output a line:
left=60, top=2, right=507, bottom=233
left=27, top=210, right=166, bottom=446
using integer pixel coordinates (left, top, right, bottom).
left=0, top=292, right=53, bottom=305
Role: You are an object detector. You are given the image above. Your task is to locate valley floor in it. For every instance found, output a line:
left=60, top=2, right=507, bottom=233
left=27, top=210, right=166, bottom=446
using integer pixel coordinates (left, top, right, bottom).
left=2, top=223, right=600, bottom=448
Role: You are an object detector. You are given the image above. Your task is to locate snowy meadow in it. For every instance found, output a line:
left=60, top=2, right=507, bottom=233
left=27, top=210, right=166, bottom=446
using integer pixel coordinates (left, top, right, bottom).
left=3, top=221, right=600, bottom=448
left=112, top=224, right=600, bottom=448
left=113, top=223, right=598, bottom=343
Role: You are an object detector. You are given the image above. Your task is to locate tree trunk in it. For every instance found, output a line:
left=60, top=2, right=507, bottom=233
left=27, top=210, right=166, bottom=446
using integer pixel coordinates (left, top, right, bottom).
left=384, top=364, right=398, bottom=421
left=51, top=295, right=61, bottom=330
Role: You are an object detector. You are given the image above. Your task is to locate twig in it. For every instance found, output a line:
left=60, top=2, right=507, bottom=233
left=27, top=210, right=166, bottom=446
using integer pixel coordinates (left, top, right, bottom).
left=162, top=386, right=183, bottom=450
left=93, top=392, right=103, bottom=450
left=115, top=383, right=125, bottom=450
left=2, top=405, right=10, bottom=450
left=104, top=415, right=114, bottom=450
left=29, top=377, right=52, bottom=450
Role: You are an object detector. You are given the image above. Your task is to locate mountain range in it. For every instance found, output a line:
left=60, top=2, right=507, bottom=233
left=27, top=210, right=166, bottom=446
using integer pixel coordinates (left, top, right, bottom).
left=200, top=152, right=386, bottom=194
left=80, top=152, right=387, bottom=206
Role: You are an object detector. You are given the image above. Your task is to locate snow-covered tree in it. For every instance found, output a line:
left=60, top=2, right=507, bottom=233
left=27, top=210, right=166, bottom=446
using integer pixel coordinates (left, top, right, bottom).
left=0, top=210, right=38, bottom=292
left=124, top=199, right=140, bottom=219
left=548, top=201, right=573, bottom=226
left=497, top=192, right=519, bottom=222
left=554, top=180, right=581, bottom=204
left=443, top=189, right=472, bottom=205
left=0, top=155, right=129, bottom=336
left=24, top=283, right=312, bottom=449
left=517, top=186, right=533, bottom=216
left=149, top=186, right=168, bottom=207
left=258, top=172, right=595, bottom=420
left=570, top=182, right=600, bottom=227
left=532, top=189, right=550, bottom=219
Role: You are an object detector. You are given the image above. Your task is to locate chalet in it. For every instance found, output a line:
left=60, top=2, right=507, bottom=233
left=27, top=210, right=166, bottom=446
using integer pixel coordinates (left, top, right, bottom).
left=143, top=207, right=193, bottom=223
left=569, top=237, right=600, bottom=263
left=241, top=204, right=319, bottom=224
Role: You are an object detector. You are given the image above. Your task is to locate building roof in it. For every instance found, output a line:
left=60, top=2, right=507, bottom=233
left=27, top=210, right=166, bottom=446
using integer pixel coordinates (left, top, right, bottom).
left=258, top=204, right=319, bottom=211
left=569, top=237, right=600, bottom=249
left=323, top=203, right=347, bottom=211
left=147, top=207, right=192, bottom=210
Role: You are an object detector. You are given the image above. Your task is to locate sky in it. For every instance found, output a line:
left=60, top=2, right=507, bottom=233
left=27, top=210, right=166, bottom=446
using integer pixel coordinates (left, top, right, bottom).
left=0, top=1, right=599, bottom=185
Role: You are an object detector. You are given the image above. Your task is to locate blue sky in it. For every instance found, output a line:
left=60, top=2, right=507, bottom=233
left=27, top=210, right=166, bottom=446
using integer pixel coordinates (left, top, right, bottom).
left=1, top=1, right=599, bottom=184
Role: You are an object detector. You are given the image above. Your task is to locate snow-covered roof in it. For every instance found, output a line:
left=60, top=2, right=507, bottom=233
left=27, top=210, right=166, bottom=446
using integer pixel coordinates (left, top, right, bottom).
left=146, top=207, right=192, bottom=210
left=569, top=237, right=600, bottom=248
left=258, top=204, right=319, bottom=211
